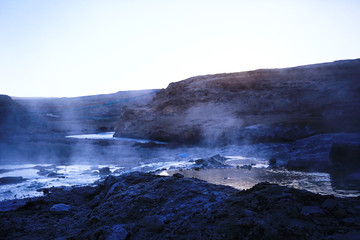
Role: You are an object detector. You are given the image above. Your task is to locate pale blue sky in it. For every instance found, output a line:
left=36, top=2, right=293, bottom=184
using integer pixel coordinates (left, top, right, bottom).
left=1, top=0, right=359, bottom=97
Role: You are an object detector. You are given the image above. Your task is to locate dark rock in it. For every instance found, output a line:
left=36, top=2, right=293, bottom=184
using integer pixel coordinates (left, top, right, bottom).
left=0, top=169, right=12, bottom=174
left=192, top=154, right=228, bottom=169
left=99, top=167, right=111, bottom=175
left=325, top=232, right=360, bottom=240
left=141, top=215, right=165, bottom=232
left=172, top=173, right=184, bottom=178
left=89, top=195, right=101, bottom=208
left=1, top=172, right=360, bottom=239
left=330, top=170, right=360, bottom=191
left=0, top=176, right=25, bottom=185
left=269, top=157, right=277, bottom=166
left=0, top=198, right=29, bottom=211
left=333, top=207, right=347, bottom=219
left=133, top=141, right=165, bottom=148
left=105, top=182, right=126, bottom=199
left=50, top=204, right=71, bottom=214
left=342, top=217, right=355, bottom=224
left=240, top=165, right=252, bottom=170
left=346, top=171, right=360, bottom=181
left=37, top=168, right=64, bottom=178
left=195, top=159, right=205, bottom=165
left=107, top=225, right=128, bottom=240
left=89, top=216, right=100, bottom=225
left=285, top=159, right=316, bottom=172
left=92, top=228, right=104, bottom=240
left=330, top=143, right=360, bottom=171
left=322, top=199, right=338, bottom=210
left=47, top=172, right=65, bottom=178
left=301, top=206, right=324, bottom=216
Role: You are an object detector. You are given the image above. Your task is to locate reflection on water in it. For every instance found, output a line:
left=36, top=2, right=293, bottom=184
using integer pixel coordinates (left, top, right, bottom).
left=1, top=132, right=359, bottom=201
left=164, top=168, right=360, bottom=198
left=1, top=163, right=360, bottom=201
left=0, top=164, right=123, bottom=201
left=66, top=132, right=167, bottom=144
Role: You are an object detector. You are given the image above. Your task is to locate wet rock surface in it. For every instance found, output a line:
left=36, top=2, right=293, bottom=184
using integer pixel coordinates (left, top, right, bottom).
left=189, top=154, right=229, bottom=169
left=99, top=167, right=112, bottom=175
left=1, top=172, right=359, bottom=240
left=0, top=176, right=26, bottom=185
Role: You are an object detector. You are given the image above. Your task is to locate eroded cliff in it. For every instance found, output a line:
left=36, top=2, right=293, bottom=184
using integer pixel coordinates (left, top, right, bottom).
left=114, top=59, right=360, bottom=145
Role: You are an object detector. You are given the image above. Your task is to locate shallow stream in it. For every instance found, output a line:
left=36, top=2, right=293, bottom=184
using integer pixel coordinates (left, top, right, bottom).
left=1, top=132, right=359, bottom=201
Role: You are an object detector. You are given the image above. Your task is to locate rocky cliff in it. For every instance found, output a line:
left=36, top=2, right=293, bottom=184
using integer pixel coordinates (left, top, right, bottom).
left=0, top=95, right=45, bottom=139
left=114, top=59, right=360, bottom=145
left=15, top=89, right=158, bottom=134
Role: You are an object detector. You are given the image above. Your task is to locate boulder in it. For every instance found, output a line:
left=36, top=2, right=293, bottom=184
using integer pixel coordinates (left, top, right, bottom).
left=99, top=167, right=111, bottom=175
left=330, top=143, right=360, bottom=171
left=172, top=173, right=184, bottom=178
left=50, top=204, right=71, bottom=214
left=192, top=154, right=228, bottom=169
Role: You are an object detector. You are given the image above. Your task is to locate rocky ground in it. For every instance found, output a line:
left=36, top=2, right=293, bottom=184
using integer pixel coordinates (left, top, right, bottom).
left=1, top=172, right=360, bottom=240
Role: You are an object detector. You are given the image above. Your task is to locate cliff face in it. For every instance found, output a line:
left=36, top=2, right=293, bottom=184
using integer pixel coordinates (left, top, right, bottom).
left=114, top=59, right=360, bottom=145
left=0, top=95, right=44, bottom=139
left=15, top=89, right=158, bottom=134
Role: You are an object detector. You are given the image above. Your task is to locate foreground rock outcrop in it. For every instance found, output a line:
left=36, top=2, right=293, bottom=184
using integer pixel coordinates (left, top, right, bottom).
left=1, top=172, right=359, bottom=239
left=114, top=59, right=360, bottom=145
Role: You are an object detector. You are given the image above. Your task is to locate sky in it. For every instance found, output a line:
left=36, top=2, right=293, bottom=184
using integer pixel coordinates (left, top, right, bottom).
left=1, top=0, right=360, bottom=97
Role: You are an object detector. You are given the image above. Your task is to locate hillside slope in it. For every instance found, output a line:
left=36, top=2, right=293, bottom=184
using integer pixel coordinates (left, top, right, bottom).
left=114, top=59, right=360, bottom=145
left=15, top=89, right=158, bottom=134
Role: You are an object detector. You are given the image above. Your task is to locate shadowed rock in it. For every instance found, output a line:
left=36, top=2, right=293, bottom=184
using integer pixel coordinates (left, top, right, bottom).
left=0, top=177, right=25, bottom=185
left=330, top=143, right=360, bottom=171
left=50, top=203, right=71, bottom=214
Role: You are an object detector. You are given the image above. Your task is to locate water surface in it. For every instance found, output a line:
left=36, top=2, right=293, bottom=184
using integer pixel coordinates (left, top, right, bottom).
left=1, top=132, right=359, bottom=201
